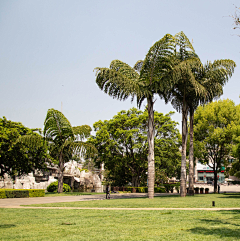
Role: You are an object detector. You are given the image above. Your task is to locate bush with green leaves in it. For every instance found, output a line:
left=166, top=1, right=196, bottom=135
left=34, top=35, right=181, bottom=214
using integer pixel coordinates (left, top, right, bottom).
left=47, top=181, right=71, bottom=192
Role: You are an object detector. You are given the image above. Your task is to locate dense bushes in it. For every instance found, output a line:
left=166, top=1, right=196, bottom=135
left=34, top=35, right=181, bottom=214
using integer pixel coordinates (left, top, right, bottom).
left=47, top=181, right=71, bottom=192
left=231, top=181, right=240, bottom=185
left=0, top=189, right=6, bottom=199
left=29, top=189, right=45, bottom=197
left=113, top=184, right=180, bottom=193
left=0, top=189, right=45, bottom=199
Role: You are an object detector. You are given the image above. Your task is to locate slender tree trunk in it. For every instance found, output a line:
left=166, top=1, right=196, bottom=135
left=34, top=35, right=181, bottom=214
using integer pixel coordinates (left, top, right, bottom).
left=180, top=100, right=188, bottom=197
left=147, top=97, right=155, bottom=199
left=214, top=166, right=218, bottom=193
left=58, top=152, right=64, bottom=193
left=188, top=109, right=194, bottom=196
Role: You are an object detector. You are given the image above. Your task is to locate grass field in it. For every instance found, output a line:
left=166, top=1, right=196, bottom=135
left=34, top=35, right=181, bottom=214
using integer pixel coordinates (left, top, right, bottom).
left=1, top=193, right=240, bottom=240
left=0, top=208, right=239, bottom=240
left=28, top=193, right=240, bottom=208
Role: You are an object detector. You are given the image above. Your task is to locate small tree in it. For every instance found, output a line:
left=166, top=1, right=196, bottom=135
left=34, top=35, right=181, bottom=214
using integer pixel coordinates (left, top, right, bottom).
left=0, top=117, right=48, bottom=178
left=194, top=99, right=240, bottom=193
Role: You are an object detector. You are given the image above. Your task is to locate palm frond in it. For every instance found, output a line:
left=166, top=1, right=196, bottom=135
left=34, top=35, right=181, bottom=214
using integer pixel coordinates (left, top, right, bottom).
left=94, top=60, right=140, bottom=101
left=44, top=109, right=73, bottom=141
left=140, top=33, right=175, bottom=88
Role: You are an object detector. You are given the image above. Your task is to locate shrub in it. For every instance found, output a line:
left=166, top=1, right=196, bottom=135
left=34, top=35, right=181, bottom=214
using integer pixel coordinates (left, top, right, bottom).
left=232, top=181, right=240, bottom=185
left=47, top=181, right=71, bottom=192
left=5, top=189, right=29, bottom=198
left=137, top=187, right=146, bottom=193
left=29, top=189, right=45, bottom=197
left=0, top=189, right=6, bottom=199
left=154, top=187, right=165, bottom=193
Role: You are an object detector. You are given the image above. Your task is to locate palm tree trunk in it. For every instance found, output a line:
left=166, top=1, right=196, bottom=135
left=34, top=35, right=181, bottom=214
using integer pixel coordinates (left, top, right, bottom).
left=58, top=152, right=64, bottom=193
left=147, top=97, right=155, bottom=199
left=180, top=100, right=188, bottom=197
left=188, top=109, right=194, bottom=196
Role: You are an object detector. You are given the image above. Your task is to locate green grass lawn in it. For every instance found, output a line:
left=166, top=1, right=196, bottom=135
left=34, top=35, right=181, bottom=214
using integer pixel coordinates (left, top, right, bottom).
left=44, top=192, right=104, bottom=197
left=28, top=193, right=240, bottom=208
left=0, top=208, right=239, bottom=240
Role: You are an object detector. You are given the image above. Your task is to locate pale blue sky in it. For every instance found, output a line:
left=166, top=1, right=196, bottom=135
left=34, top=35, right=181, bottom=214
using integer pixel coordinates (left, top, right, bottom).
left=0, top=0, right=239, bottom=132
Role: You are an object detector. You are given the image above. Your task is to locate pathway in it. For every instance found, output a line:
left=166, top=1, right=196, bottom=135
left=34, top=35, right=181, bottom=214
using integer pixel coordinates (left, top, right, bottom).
left=0, top=192, right=240, bottom=210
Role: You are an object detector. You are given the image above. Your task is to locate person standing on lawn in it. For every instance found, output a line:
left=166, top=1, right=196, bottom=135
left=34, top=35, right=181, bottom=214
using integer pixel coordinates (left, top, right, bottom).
left=106, top=185, right=110, bottom=199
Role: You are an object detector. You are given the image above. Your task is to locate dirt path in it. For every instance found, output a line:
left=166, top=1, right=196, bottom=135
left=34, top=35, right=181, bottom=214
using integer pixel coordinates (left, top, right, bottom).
left=1, top=193, right=240, bottom=211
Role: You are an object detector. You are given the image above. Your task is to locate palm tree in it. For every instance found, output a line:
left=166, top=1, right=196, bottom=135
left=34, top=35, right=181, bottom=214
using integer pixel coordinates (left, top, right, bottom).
left=187, top=59, right=236, bottom=195
left=166, top=31, right=206, bottom=197
left=44, top=109, right=97, bottom=193
left=95, top=34, right=175, bottom=198
left=19, top=109, right=97, bottom=193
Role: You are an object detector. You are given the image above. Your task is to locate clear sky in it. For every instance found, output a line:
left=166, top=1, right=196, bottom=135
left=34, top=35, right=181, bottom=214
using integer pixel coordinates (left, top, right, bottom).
left=0, top=0, right=239, bottom=133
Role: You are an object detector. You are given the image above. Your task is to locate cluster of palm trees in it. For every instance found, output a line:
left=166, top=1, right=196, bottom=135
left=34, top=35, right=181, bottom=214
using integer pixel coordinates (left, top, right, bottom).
left=95, top=31, right=236, bottom=198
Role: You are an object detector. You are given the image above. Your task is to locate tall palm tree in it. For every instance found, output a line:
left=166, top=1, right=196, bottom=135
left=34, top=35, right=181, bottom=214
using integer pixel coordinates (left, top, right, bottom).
left=166, top=31, right=206, bottom=197
left=187, top=59, right=236, bottom=195
left=95, top=34, right=175, bottom=198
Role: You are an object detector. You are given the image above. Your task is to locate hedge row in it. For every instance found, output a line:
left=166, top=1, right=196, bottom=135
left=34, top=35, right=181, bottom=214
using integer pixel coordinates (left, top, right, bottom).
left=112, top=183, right=180, bottom=193
left=231, top=181, right=240, bottom=185
left=0, top=189, right=45, bottom=199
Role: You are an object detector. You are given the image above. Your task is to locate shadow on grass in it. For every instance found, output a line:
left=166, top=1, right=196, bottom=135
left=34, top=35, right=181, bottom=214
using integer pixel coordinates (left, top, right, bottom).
left=0, top=224, right=16, bottom=228
left=188, top=227, right=240, bottom=239
left=219, top=193, right=240, bottom=199
left=188, top=210, right=240, bottom=238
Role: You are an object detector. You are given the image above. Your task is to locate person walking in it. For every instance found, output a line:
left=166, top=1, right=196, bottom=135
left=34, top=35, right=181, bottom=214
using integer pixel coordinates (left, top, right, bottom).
left=106, top=184, right=110, bottom=199
left=218, top=183, right=220, bottom=194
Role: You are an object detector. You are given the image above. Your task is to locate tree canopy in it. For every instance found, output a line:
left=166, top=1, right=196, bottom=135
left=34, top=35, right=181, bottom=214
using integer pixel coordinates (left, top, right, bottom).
left=88, top=108, right=181, bottom=187
left=0, top=117, right=48, bottom=178
left=194, top=99, right=240, bottom=192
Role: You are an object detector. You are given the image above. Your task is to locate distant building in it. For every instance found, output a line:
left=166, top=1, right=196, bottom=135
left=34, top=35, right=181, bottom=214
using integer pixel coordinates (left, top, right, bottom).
left=195, top=163, right=225, bottom=183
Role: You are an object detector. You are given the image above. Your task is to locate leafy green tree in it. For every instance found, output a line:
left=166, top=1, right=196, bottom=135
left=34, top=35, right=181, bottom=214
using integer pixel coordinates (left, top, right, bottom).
left=95, top=34, right=175, bottom=198
left=194, top=99, right=240, bottom=193
left=0, top=117, right=48, bottom=178
left=229, top=143, right=240, bottom=179
left=89, top=108, right=181, bottom=187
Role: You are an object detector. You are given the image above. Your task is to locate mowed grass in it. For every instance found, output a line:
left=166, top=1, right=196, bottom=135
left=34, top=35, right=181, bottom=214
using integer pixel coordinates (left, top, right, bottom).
left=0, top=208, right=240, bottom=240
left=27, top=193, right=240, bottom=208
left=44, top=192, right=104, bottom=197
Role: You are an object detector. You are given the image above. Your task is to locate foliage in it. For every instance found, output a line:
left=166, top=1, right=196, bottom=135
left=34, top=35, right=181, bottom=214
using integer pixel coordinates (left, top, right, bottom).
left=229, top=132, right=240, bottom=178
left=0, top=189, right=45, bottom=198
left=89, top=108, right=181, bottom=187
left=28, top=189, right=45, bottom=197
left=47, top=181, right=71, bottom=193
left=0, top=189, right=6, bottom=199
left=194, top=99, right=240, bottom=192
left=0, top=117, right=49, bottom=178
